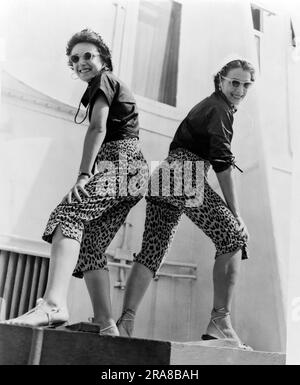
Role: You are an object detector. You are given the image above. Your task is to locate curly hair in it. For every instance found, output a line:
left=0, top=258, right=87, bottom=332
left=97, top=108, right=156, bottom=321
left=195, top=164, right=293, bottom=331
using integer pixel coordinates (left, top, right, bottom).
left=214, top=60, right=255, bottom=92
left=66, top=29, right=113, bottom=71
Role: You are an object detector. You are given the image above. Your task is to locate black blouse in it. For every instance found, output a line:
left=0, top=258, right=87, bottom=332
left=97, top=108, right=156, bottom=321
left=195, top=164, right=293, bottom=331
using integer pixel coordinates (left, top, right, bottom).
left=81, top=69, right=139, bottom=143
left=170, top=91, right=240, bottom=173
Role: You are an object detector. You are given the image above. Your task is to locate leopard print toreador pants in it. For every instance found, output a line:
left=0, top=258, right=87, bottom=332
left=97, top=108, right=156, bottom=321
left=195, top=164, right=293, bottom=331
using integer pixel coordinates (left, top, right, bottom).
left=133, top=148, right=249, bottom=276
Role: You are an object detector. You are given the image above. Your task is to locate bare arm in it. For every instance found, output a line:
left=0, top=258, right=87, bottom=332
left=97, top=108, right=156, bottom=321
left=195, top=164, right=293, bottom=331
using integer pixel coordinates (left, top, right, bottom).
left=63, top=94, right=109, bottom=203
left=78, top=94, right=109, bottom=175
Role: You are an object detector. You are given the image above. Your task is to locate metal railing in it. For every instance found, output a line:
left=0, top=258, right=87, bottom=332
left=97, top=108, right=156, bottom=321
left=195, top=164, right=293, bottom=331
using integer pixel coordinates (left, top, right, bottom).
left=0, top=228, right=197, bottom=319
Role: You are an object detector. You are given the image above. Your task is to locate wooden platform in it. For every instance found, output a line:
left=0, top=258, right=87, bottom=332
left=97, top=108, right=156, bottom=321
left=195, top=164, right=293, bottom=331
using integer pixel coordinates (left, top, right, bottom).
left=0, top=323, right=286, bottom=365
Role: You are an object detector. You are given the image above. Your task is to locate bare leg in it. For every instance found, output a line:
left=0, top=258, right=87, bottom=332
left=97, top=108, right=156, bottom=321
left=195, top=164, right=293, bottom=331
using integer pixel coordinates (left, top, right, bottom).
left=205, top=248, right=245, bottom=344
left=84, top=269, right=119, bottom=335
left=122, top=262, right=153, bottom=312
left=116, top=199, right=181, bottom=337
left=117, top=262, right=153, bottom=337
left=213, top=249, right=241, bottom=312
left=1, top=226, right=80, bottom=326
left=43, top=226, right=81, bottom=309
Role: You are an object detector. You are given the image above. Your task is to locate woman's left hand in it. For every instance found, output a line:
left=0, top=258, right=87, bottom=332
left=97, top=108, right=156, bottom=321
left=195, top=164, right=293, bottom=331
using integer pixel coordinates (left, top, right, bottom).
left=62, top=175, right=91, bottom=204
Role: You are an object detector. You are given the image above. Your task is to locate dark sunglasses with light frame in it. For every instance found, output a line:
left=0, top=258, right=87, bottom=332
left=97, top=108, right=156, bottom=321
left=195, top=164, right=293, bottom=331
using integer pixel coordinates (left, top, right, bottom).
left=221, top=76, right=253, bottom=90
left=70, top=51, right=100, bottom=64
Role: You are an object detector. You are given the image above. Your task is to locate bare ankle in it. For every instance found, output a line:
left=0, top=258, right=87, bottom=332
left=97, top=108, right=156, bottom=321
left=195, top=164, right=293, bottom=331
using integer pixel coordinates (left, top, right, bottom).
left=92, top=316, right=115, bottom=327
left=212, top=307, right=230, bottom=315
left=121, top=308, right=136, bottom=318
left=42, top=296, right=67, bottom=310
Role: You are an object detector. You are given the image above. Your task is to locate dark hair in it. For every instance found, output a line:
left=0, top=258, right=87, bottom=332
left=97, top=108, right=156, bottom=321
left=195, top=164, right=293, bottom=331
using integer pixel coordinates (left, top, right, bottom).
left=66, top=28, right=113, bottom=71
left=214, top=60, right=255, bottom=91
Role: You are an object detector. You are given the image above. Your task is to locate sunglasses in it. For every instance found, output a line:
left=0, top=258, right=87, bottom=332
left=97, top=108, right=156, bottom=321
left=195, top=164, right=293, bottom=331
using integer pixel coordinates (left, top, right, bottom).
left=221, top=76, right=253, bottom=90
left=70, top=52, right=100, bottom=64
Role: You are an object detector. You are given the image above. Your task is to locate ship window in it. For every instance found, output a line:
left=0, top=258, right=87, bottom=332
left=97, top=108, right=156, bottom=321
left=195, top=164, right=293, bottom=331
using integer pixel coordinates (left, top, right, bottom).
left=132, top=0, right=182, bottom=107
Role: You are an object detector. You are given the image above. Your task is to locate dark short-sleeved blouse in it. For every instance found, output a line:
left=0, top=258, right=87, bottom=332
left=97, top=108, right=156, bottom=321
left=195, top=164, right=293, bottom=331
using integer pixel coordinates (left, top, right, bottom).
left=170, top=91, right=239, bottom=173
left=81, top=69, right=139, bottom=143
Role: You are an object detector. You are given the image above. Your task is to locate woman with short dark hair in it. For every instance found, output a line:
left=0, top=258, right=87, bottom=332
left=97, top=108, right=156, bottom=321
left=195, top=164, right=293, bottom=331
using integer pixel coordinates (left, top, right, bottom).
left=2, top=29, right=148, bottom=336
left=117, top=57, right=255, bottom=350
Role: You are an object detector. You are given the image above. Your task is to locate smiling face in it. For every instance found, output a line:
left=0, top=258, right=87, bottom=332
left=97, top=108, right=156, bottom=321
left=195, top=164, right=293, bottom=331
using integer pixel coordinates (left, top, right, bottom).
left=220, top=68, right=252, bottom=106
left=70, top=42, right=104, bottom=82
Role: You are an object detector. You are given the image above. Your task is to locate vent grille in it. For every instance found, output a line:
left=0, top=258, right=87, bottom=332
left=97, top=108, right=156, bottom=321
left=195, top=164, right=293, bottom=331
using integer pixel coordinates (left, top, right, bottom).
left=0, top=249, right=49, bottom=320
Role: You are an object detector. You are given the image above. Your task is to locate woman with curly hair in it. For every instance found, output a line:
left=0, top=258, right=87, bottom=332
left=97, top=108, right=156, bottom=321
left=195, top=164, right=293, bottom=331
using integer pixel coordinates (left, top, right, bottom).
left=2, top=29, right=148, bottom=336
left=117, top=57, right=255, bottom=349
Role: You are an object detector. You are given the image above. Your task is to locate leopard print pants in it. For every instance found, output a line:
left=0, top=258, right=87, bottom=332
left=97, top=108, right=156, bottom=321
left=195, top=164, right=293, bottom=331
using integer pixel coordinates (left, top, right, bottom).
left=42, top=138, right=149, bottom=278
left=134, top=148, right=248, bottom=275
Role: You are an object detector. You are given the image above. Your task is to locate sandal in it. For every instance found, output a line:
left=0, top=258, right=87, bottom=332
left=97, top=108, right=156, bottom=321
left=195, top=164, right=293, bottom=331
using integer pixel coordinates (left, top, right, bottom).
left=0, top=298, right=68, bottom=328
left=201, top=308, right=253, bottom=351
left=99, top=324, right=120, bottom=336
left=88, top=317, right=120, bottom=336
left=116, top=309, right=136, bottom=337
